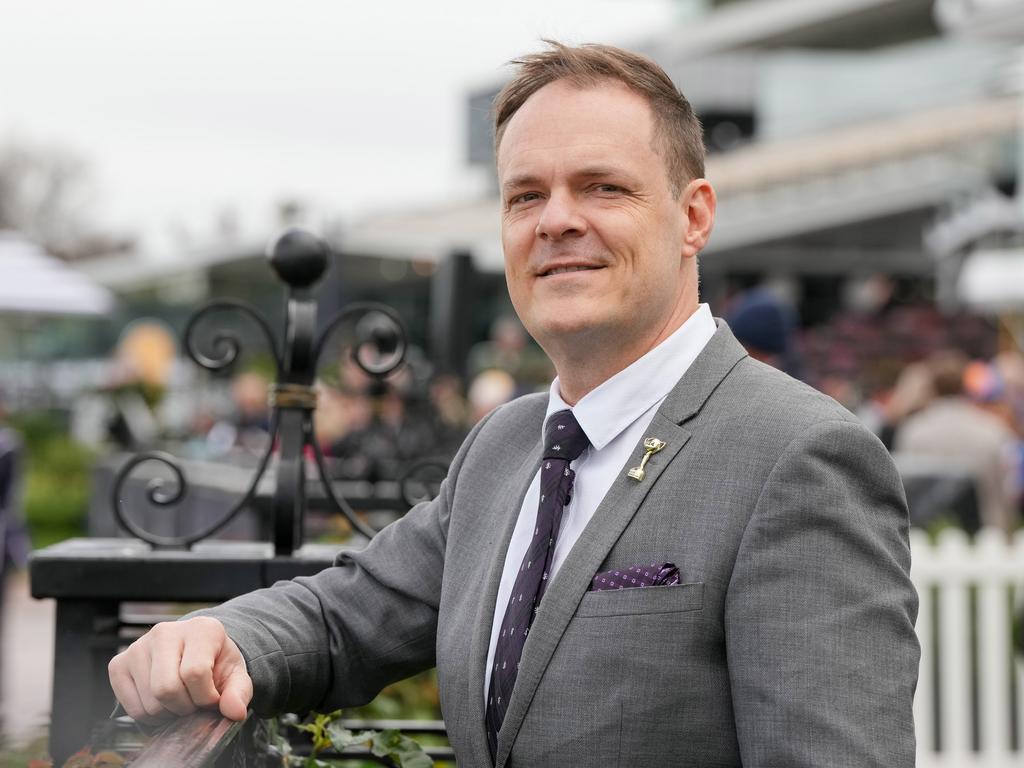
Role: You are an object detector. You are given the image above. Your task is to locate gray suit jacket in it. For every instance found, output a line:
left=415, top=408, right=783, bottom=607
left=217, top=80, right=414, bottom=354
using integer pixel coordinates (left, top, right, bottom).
left=208, top=322, right=919, bottom=767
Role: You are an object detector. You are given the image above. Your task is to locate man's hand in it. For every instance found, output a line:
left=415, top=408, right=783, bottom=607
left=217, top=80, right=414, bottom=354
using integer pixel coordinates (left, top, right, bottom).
left=108, top=616, right=253, bottom=722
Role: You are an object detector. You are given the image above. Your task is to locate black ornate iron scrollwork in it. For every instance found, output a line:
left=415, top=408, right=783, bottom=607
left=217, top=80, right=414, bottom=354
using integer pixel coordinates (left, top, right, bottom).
left=183, top=299, right=283, bottom=375
left=314, top=302, right=407, bottom=378
left=110, top=228, right=422, bottom=554
left=111, top=412, right=280, bottom=549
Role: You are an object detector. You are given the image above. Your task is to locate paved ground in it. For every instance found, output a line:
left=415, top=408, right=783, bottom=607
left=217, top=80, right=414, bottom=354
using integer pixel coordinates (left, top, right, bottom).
left=1, top=569, right=55, bottom=745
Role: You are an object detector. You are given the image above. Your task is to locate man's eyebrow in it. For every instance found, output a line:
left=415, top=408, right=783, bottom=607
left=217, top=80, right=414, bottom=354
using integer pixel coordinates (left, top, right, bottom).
left=572, top=166, right=640, bottom=184
left=501, top=166, right=639, bottom=194
left=501, top=174, right=542, bottom=195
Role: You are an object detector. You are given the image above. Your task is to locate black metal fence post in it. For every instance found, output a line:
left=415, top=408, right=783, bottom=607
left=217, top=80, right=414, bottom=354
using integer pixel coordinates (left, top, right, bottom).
left=265, top=229, right=328, bottom=556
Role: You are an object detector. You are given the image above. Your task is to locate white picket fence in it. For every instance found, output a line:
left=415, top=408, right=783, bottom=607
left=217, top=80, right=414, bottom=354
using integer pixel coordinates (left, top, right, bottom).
left=911, top=527, right=1024, bottom=767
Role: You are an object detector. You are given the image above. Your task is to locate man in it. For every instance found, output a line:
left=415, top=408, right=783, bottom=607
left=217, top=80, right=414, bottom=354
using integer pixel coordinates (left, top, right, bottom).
left=895, top=349, right=1019, bottom=532
left=109, top=42, right=919, bottom=767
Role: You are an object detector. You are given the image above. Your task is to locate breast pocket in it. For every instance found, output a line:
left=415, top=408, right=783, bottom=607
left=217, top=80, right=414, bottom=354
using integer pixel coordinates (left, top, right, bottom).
left=575, top=581, right=704, bottom=618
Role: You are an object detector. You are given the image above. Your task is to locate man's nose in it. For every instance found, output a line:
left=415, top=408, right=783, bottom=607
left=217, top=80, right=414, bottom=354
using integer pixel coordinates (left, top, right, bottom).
left=535, top=191, right=587, bottom=240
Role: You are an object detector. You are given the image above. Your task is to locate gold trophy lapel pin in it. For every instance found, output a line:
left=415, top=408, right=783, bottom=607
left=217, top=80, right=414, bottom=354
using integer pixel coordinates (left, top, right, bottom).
left=627, top=437, right=666, bottom=481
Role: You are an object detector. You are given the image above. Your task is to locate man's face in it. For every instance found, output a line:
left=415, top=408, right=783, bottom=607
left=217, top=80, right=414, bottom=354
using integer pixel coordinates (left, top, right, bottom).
left=496, top=79, right=712, bottom=371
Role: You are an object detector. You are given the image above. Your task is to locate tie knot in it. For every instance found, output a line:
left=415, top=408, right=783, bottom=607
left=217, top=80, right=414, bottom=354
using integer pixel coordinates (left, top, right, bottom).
left=543, top=409, right=589, bottom=461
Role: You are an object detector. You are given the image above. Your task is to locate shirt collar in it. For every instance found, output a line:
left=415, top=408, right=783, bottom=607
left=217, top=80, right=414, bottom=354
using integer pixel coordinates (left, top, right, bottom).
left=545, top=303, right=717, bottom=451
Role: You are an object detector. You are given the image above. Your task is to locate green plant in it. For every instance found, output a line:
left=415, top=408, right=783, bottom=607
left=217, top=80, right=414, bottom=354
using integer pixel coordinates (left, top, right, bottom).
left=10, top=411, right=95, bottom=548
left=270, top=711, right=433, bottom=768
left=347, top=671, right=441, bottom=721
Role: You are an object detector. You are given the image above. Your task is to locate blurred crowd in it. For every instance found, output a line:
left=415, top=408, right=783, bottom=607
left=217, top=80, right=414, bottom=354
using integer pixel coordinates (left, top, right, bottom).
left=312, top=315, right=553, bottom=482
left=65, top=314, right=554, bottom=487
left=10, top=287, right=1019, bottom=540
left=725, top=284, right=1024, bottom=535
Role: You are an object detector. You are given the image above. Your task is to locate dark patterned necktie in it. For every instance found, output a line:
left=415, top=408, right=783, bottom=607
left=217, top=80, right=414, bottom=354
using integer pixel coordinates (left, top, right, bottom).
left=485, top=409, right=590, bottom=759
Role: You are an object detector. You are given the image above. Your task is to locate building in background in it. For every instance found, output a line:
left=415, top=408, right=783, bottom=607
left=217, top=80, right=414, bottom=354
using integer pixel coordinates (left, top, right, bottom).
left=66, top=0, right=1024, bottom=404
left=341, top=0, right=1024, bottom=393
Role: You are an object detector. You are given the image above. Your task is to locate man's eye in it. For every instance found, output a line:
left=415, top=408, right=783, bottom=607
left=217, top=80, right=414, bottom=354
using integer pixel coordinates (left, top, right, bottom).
left=595, top=184, right=622, bottom=193
left=510, top=192, right=541, bottom=205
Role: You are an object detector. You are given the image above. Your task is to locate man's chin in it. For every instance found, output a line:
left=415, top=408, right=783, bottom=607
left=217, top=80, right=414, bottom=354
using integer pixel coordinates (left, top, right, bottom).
left=532, top=314, right=610, bottom=348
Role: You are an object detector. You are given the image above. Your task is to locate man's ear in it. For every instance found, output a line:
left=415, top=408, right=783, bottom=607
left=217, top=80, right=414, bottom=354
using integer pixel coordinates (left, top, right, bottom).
left=680, top=178, right=716, bottom=259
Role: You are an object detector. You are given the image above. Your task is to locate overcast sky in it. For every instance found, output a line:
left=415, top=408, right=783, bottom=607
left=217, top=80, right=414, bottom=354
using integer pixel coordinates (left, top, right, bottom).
left=0, top=0, right=677, bottom=257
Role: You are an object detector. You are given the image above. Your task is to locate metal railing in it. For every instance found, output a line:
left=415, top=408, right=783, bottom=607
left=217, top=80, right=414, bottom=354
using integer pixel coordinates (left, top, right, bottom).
left=113, top=711, right=454, bottom=767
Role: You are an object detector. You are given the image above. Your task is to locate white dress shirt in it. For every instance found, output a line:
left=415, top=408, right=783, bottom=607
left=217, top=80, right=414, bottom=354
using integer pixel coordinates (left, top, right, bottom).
left=484, top=303, right=717, bottom=702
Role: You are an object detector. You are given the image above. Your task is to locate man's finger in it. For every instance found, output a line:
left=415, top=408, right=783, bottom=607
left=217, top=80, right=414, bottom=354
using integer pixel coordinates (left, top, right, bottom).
left=178, top=629, right=227, bottom=710
left=217, top=664, right=253, bottom=722
left=145, top=624, right=199, bottom=717
left=125, top=644, right=173, bottom=720
left=108, top=655, right=147, bottom=722
left=212, top=634, right=252, bottom=721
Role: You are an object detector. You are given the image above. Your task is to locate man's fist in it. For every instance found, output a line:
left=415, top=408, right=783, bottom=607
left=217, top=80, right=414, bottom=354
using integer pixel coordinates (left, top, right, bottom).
left=108, top=616, right=253, bottom=722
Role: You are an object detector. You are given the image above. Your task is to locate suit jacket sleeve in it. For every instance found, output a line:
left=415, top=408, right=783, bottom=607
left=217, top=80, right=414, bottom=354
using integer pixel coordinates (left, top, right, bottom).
left=193, top=409, right=496, bottom=716
left=725, top=418, right=919, bottom=768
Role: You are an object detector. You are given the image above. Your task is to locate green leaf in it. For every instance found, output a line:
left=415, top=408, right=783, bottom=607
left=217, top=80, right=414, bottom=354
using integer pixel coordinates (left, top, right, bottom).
left=368, top=733, right=392, bottom=758
left=324, top=721, right=359, bottom=749
left=368, top=729, right=434, bottom=768
left=298, top=710, right=343, bottom=754
left=350, top=729, right=381, bottom=750
left=277, top=710, right=434, bottom=768
left=400, top=752, right=435, bottom=768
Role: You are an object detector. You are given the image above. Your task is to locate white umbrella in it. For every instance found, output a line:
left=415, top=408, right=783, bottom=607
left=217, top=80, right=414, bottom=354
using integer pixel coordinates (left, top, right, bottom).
left=0, top=230, right=114, bottom=317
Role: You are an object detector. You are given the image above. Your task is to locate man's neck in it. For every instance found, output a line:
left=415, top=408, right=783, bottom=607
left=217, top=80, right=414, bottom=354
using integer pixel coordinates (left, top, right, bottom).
left=550, top=305, right=700, bottom=405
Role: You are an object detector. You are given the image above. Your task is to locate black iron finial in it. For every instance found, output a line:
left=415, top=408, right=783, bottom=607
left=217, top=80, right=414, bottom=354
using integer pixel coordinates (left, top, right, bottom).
left=267, top=228, right=330, bottom=290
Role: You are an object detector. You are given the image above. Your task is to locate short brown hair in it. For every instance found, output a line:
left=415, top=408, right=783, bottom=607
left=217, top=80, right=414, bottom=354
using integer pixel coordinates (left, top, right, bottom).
left=493, top=41, right=705, bottom=194
left=928, top=350, right=969, bottom=397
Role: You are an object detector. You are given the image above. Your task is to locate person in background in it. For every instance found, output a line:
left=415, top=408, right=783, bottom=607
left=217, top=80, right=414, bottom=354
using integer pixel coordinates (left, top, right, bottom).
left=467, top=314, right=554, bottom=394
left=895, top=349, right=1019, bottom=533
left=724, top=286, right=802, bottom=379
left=466, top=368, right=517, bottom=424
left=0, top=396, right=28, bottom=710
left=868, top=360, right=937, bottom=451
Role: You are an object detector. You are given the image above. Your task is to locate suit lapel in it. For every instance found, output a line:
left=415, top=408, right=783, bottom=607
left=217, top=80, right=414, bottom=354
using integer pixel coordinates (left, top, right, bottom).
left=465, top=434, right=544, bottom=767
left=658, top=320, right=749, bottom=425
left=494, top=321, right=748, bottom=767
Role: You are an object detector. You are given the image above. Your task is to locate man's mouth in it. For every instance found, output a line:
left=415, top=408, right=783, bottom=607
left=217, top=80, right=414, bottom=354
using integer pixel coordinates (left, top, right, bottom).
left=541, top=265, right=601, bottom=277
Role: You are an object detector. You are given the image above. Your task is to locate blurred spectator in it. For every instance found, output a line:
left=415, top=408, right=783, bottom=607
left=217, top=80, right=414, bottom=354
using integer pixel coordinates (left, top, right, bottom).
left=192, top=371, right=273, bottom=458
left=327, top=367, right=439, bottom=482
left=0, top=396, right=28, bottom=707
left=467, top=369, right=516, bottom=424
left=992, top=348, right=1024, bottom=436
left=77, top=357, right=160, bottom=450
left=428, top=372, right=471, bottom=455
left=797, top=302, right=998, bottom=407
left=0, top=399, right=28, bottom=572
left=314, top=386, right=372, bottom=451
left=894, top=350, right=1020, bottom=533
left=467, top=315, right=553, bottom=393
left=200, top=371, right=272, bottom=457
left=725, top=287, right=802, bottom=379
left=866, top=361, right=937, bottom=450
left=70, top=322, right=176, bottom=450
left=230, top=371, right=271, bottom=450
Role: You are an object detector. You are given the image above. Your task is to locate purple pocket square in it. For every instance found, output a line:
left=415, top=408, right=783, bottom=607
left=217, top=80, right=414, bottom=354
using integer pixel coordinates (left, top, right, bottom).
left=589, top=562, right=680, bottom=591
